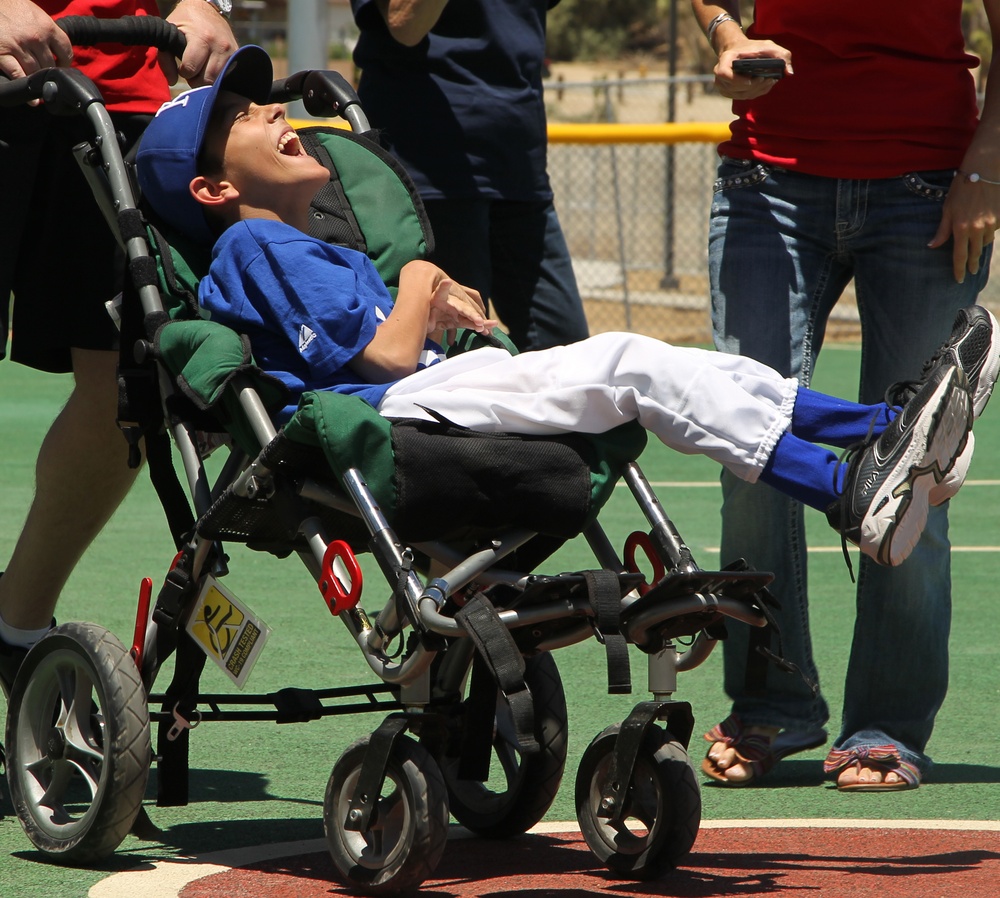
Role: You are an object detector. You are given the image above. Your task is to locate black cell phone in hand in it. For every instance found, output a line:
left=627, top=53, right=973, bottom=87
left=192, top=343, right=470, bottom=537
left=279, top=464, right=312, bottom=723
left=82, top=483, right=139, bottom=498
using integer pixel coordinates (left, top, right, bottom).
left=733, top=57, right=786, bottom=79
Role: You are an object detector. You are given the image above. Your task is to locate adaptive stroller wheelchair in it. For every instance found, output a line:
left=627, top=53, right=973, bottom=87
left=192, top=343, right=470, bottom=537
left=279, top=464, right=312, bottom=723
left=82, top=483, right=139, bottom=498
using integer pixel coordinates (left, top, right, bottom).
left=1, top=20, right=782, bottom=894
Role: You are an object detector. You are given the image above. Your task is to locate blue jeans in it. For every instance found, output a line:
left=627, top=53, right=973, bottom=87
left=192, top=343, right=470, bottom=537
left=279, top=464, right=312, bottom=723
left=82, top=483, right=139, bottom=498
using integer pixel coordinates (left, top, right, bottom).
left=422, top=198, right=590, bottom=351
left=708, top=159, right=991, bottom=773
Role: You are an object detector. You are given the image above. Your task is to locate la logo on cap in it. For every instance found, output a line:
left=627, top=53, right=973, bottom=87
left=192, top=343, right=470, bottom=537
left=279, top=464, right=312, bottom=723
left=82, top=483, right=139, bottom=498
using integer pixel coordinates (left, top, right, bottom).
left=156, top=85, right=210, bottom=117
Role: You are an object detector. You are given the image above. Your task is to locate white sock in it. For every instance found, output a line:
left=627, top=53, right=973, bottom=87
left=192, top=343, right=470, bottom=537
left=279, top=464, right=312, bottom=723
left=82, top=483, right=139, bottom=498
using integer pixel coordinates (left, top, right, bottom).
left=0, top=613, right=52, bottom=651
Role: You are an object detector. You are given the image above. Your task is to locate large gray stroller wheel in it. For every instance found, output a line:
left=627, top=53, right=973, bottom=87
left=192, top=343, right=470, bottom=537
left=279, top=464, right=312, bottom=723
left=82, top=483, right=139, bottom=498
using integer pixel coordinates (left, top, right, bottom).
left=424, top=648, right=568, bottom=838
left=575, top=723, right=700, bottom=879
left=5, top=622, right=151, bottom=863
left=324, top=734, right=449, bottom=895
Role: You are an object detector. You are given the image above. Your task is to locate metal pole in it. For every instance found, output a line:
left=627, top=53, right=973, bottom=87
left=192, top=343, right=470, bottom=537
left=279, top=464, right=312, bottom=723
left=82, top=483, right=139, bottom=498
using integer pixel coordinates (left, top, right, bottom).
left=609, top=144, right=632, bottom=330
left=287, top=0, right=329, bottom=118
left=661, top=0, right=679, bottom=289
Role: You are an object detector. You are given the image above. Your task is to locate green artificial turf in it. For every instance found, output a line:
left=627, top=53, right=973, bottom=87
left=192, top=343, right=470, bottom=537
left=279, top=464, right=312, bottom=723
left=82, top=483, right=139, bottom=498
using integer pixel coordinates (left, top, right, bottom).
left=2, top=344, right=1000, bottom=897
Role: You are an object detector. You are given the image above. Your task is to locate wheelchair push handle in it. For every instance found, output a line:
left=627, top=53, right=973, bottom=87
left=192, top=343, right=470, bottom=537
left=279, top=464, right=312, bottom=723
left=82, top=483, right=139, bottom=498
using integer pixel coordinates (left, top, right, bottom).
left=58, top=13, right=368, bottom=127
left=57, top=14, right=188, bottom=58
left=0, top=16, right=369, bottom=130
left=271, top=69, right=370, bottom=132
left=0, top=15, right=186, bottom=110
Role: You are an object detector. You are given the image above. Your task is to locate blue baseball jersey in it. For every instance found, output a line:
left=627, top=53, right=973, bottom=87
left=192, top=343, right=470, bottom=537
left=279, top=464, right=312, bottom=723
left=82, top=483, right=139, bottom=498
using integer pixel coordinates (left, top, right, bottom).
left=199, top=218, right=443, bottom=417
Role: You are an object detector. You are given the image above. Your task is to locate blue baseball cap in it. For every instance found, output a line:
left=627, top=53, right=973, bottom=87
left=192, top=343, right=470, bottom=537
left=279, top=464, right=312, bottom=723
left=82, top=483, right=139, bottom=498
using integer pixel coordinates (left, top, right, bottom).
left=136, top=45, right=273, bottom=243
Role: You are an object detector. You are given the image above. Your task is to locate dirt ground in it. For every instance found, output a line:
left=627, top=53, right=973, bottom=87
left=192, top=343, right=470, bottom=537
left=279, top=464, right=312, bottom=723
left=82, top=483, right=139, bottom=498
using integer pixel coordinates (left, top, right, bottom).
left=545, top=58, right=735, bottom=125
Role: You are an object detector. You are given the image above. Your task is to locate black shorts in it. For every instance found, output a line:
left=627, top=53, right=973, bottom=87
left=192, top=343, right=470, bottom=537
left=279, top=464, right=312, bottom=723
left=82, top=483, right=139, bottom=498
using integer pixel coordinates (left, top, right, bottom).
left=0, top=106, right=150, bottom=373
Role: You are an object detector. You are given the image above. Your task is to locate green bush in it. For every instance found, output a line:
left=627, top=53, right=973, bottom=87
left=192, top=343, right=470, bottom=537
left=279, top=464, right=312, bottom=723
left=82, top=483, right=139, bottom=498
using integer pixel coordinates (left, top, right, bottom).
left=547, top=0, right=658, bottom=61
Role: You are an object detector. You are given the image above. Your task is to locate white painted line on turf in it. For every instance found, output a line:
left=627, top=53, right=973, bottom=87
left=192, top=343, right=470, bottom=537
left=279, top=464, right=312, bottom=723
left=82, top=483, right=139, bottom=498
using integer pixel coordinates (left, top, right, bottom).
left=703, top=545, right=1000, bottom=554
left=532, top=819, right=1000, bottom=832
left=89, top=819, right=1000, bottom=898
left=88, top=838, right=327, bottom=898
left=619, top=480, right=1000, bottom=489
left=699, top=818, right=1000, bottom=830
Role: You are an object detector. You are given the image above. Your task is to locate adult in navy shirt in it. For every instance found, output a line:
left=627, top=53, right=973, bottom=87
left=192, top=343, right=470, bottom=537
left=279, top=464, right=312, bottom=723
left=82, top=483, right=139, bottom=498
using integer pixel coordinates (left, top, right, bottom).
left=349, top=0, right=590, bottom=351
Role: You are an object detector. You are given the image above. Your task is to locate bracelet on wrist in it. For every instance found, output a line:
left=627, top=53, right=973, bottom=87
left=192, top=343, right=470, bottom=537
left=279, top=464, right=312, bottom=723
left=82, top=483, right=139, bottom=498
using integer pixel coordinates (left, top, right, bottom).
left=960, top=170, right=1000, bottom=186
left=707, top=12, right=741, bottom=47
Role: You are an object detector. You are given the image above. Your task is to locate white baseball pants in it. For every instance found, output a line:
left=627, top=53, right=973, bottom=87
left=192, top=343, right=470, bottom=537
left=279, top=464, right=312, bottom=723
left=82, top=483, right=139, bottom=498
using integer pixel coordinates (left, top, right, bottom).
left=377, top=332, right=798, bottom=482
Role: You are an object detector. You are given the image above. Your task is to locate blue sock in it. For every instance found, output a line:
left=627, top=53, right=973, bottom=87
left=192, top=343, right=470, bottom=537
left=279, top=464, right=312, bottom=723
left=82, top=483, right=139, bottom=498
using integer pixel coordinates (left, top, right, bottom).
left=792, top=388, right=894, bottom=448
left=759, top=431, right=847, bottom=511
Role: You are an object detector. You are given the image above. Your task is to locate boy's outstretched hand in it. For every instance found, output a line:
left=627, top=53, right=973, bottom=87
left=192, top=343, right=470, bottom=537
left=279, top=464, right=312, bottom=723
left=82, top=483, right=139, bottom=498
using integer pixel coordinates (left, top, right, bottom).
left=427, top=275, right=497, bottom=341
left=351, top=259, right=499, bottom=384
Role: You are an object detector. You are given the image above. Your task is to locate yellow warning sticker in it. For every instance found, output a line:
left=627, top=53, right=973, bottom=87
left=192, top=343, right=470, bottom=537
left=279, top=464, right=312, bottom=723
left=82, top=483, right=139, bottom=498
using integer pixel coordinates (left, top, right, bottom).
left=186, top=578, right=270, bottom=688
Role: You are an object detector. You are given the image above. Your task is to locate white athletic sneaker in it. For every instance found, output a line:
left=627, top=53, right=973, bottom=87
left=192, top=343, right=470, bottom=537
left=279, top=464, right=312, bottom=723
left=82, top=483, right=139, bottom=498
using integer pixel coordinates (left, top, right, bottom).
left=884, top=305, right=998, bottom=508
left=828, top=365, right=971, bottom=566
left=890, top=305, right=1000, bottom=419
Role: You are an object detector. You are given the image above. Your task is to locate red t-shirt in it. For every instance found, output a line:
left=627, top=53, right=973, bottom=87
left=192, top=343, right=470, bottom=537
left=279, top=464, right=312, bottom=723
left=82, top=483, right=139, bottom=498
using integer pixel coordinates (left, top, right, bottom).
left=41, top=0, right=170, bottom=112
left=721, top=0, right=981, bottom=178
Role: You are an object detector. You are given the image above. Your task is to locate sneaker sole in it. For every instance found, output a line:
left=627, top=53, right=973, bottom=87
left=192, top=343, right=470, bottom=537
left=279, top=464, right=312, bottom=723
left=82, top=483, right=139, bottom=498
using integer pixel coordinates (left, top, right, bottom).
left=929, top=429, right=974, bottom=506
left=970, top=307, right=1000, bottom=418
left=864, top=367, right=971, bottom=566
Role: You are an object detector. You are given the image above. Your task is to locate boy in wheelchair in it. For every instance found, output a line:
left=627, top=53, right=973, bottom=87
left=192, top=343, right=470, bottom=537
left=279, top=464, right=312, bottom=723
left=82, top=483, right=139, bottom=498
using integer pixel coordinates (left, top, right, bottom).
left=135, top=46, right=997, bottom=572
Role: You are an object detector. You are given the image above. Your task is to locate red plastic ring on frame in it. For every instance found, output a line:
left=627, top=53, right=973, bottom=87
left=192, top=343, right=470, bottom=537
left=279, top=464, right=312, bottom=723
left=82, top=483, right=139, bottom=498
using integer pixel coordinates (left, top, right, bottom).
left=624, top=530, right=664, bottom=595
left=319, top=540, right=363, bottom=615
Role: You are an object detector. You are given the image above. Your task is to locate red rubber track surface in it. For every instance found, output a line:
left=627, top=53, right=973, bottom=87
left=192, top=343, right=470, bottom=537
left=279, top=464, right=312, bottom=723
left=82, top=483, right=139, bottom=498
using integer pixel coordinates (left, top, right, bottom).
left=177, top=826, right=1000, bottom=898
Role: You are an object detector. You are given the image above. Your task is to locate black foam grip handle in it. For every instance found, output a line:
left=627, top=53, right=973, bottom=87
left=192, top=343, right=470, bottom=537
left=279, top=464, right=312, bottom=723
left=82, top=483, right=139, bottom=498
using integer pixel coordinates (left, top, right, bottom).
left=57, top=15, right=187, bottom=58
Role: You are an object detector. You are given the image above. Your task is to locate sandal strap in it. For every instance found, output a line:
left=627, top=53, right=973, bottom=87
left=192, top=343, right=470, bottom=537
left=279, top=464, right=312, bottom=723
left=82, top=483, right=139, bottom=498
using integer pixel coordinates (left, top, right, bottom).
left=702, top=713, right=771, bottom=762
left=823, top=744, right=921, bottom=785
left=703, top=713, right=744, bottom=746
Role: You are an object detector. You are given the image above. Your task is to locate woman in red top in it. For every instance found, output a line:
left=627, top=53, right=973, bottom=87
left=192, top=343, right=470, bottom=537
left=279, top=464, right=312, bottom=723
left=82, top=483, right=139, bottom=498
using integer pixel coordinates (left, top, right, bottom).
left=692, top=0, right=1000, bottom=791
left=0, top=0, right=235, bottom=698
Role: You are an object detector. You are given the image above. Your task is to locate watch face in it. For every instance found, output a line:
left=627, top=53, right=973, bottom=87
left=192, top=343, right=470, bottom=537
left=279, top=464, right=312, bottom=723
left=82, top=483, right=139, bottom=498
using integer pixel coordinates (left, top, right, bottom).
left=213, top=0, right=233, bottom=14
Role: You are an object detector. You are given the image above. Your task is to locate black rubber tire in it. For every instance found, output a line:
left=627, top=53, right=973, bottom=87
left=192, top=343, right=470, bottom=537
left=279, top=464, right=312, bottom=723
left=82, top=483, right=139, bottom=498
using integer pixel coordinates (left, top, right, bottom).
left=424, top=648, right=568, bottom=838
left=324, top=734, right=450, bottom=895
left=575, top=723, right=701, bottom=878
left=5, top=622, right=151, bottom=864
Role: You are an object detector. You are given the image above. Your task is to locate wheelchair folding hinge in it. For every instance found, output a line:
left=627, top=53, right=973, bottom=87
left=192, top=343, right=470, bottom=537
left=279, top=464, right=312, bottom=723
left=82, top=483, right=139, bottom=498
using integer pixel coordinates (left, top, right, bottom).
left=597, top=700, right=694, bottom=826
left=389, top=548, right=444, bottom=650
left=345, top=714, right=411, bottom=832
left=649, top=518, right=698, bottom=574
left=393, top=548, right=420, bottom=627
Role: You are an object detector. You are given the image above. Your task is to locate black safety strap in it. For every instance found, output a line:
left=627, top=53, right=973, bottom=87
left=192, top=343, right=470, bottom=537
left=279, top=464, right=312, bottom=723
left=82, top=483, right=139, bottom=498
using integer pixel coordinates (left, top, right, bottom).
left=746, top=623, right=772, bottom=696
left=454, top=593, right=538, bottom=760
left=115, top=214, right=196, bottom=548
left=155, top=631, right=207, bottom=807
left=745, top=585, right=818, bottom=698
left=456, top=653, right=503, bottom=781
left=584, top=570, right=632, bottom=695
left=145, top=429, right=196, bottom=551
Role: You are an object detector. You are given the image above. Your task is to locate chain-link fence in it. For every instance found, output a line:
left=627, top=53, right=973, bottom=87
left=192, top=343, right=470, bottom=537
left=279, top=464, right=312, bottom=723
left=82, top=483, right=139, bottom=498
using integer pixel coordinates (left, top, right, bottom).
left=551, top=135, right=721, bottom=344
left=546, top=75, right=1000, bottom=345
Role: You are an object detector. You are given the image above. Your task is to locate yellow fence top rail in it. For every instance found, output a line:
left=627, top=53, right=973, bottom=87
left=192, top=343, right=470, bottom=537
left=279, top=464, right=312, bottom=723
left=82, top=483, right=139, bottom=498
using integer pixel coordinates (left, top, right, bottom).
left=547, top=122, right=731, bottom=144
left=289, top=119, right=733, bottom=145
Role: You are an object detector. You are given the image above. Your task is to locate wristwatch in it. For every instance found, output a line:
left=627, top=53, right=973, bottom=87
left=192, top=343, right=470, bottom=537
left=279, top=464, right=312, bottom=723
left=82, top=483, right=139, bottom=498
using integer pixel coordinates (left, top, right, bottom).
left=204, top=0, right=232, bottom=18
